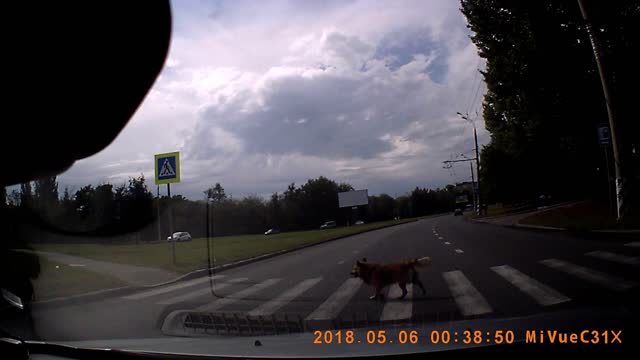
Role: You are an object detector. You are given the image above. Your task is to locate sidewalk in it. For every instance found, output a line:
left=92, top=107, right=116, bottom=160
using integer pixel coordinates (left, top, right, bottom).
left=470, top=201, right=640, bottom=235
left=35, top=251, right=179, bottom=287
left=472, top=201, right=581, bottom=229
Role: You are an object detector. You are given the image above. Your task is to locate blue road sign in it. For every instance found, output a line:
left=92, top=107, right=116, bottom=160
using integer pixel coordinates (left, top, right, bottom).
left=154, top=152, right=180, bottom=184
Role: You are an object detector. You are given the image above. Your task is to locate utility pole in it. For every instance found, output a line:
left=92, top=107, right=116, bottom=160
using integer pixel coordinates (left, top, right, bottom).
left=577, top=0, right=626, bottom=221
left=470, top=161, right=477, bottom=211
left=457, top=112, right=482, bottom=215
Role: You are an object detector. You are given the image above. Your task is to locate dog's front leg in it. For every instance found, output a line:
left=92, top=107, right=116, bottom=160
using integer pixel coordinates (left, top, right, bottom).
left=369, top=286, right=384, bottom=301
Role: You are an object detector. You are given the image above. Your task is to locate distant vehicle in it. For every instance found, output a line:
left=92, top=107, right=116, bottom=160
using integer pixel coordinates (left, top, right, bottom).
left=320, top=221, right=337, bottom=229
left=354, top=220, right=365, bottom=225
left=264, top=228, right=280, bottom=235
left=454, top=208, right=463, bottom=216
left=167, top=231, right=192, bottom=242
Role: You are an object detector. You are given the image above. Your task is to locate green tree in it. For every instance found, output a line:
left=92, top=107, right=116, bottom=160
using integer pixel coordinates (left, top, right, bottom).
left=204, top=183, right=227, bottom=203
left=461, top=0, right=639, bottom=206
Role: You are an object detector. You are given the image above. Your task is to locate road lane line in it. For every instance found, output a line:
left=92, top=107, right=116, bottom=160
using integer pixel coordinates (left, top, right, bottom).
left=454, top=249, right=464, bottom=254
left=196, top=278, right=282, bottom=312
left=380, top=285, right=413, bottom=321
left=444, top=242, right=451, bottom=245
left=337, top=260, right=345, bottom=265
left=624, top=242, right=639, bottom=248
left=124, top=275, right=224, bottom=300
left=228, top=278, right=249, bottom=283
left=157, top=282, right=233, bottom=305
left=586, top=251, right=639, bottom=266
left=353, top=250, right=360, bottom=254
left=491, top=265, right=570, bottom=306
left=442, top=270, right=492, bottom=316
left=438, top=236, right=444, bottom=240
left=306, top=278, right=363, bottom=321
left=540, top=258, right=637, bottom=291
left=247, top=278, right=322, bottom=316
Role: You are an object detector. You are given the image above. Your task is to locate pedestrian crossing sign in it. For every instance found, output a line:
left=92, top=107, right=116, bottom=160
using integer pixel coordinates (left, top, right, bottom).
left=154, top=152, right=180, bottom=185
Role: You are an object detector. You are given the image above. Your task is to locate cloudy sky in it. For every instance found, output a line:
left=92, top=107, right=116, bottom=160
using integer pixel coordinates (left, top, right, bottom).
left=58, top=0, right=487, bottom=200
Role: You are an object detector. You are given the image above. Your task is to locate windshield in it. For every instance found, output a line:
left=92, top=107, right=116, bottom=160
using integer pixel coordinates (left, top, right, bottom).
left=2, top=0, right=638, bottom=357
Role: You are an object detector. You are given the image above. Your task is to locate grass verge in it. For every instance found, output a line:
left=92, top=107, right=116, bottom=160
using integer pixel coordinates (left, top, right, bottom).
left=34, top=218, right=421, bottom=274
left=32, top=258, right=127, bottom=301
left=519, top=201, right=639, bottom=231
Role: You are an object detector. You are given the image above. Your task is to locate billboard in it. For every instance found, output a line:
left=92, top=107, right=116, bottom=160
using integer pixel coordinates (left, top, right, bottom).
left=338, top=189, right=369, bottom=208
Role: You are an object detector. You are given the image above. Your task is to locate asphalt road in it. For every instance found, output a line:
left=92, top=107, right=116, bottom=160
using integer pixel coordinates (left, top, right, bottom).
left=29, top=214, right=639, bottom=342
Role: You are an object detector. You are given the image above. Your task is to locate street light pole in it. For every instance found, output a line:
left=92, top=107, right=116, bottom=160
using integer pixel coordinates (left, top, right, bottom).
left=473, top=125, right=482, bottom=215
left=577, top=0, right=625, bottom=221
left=457, top=112, right=482, bottom=215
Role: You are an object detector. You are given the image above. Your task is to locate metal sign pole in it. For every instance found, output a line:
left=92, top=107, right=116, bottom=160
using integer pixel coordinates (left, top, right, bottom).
left=168, top=183, right=175, bottom=265
left=157, top=185, right=161, bottom=242
left=604, top=146, right=614, bottom=217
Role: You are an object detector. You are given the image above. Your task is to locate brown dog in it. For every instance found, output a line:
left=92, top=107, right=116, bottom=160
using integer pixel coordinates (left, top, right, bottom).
left=350, top=257, right=431, bottom=300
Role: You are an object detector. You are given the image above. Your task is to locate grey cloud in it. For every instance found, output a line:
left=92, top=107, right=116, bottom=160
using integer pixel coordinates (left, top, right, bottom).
left=374, top=27, right=449, bottom=83
left=186, top=31, right=460, bottom=161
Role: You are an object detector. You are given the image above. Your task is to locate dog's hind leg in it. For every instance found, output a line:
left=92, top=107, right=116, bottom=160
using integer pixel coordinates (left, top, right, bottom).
left=412, top=272, right=427, bottom=295
left=398, top=282, right=408, bottom=299
left=369, top=285, right=384, bottom=301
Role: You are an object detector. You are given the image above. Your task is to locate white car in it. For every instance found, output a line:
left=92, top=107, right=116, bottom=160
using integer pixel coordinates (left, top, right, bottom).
left=167, top=231, right=192, bottom=242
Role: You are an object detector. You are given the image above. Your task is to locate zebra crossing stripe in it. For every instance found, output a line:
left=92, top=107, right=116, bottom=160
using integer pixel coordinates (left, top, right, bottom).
left=380, top=284, right=413, bottom=321
left=624, top=242, right=639, bottom=248
left=157, top=282, right=233, bottom=305
left=196, top=278, right=281, bottom=312
left=247, top=278, right=322, bottom=316
left=540, top=258, right=637, bottom=291
left=124, top=275, right=224, bottom=300
left=585, top=251, right=639, bottom=266
left=491, top=265, right=570, bottom=306
left=306, top=278, right=362, bottom=321
left=442, top=270, right=492, bottom=316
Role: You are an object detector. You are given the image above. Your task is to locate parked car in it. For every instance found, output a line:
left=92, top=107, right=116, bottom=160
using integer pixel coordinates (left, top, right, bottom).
left=264, top=228, right=280, bottom=235
left=320, top=221, right=337, bottom=229
left=167, top=231, right=192, bottom=242
left=454, top=208, right=463, bottom=216
left=354, top=220, right=365, bottom=225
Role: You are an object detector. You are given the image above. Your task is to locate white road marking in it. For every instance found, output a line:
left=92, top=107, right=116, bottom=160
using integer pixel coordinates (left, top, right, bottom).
left=247, top=278, right=322, bottom=316
left=624, top=242, right=639, bottom=248
left=196, top=278, right=281, bottom=311
left=540, top=258, right=637, bottom=291
left=442, top=270, right=492, bottom=316
left=124, top=275, right=224, bottom=300
left=380, top=285, right=413, bottom=321
left=444, top=242, right=451, bottom=245
left=454, top=249, right=464, bottom=254
left=68, top=264, right=85, bottom=267
left=353, top=250, right=360, bottom=254
left=306, top=278, right=363, bottom=321
left=438, top=236, right=444, bottom=240
left=586, top=251, right=639, bottom=266
left=491, top=265, right=570, bottom=306
left=157, top=282, right=233, bottom=305
left=337, top=260, right=345, bottom=265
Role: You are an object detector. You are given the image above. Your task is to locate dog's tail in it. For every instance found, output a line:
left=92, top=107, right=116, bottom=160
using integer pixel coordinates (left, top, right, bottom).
left=413, top=256, right=432, bottom=268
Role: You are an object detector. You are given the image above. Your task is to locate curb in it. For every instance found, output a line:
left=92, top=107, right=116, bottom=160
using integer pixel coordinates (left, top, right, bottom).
left=34, top=217, right=435, bottom=305
left=33, top=286, right=135, bottom=308
left=512, top=223, right=566, bottom=231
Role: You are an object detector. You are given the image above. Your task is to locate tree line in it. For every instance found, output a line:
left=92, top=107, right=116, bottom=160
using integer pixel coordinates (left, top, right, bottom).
left=461, top=0, right=639, bottom=214
left=2, top=175, right=466, bottom=242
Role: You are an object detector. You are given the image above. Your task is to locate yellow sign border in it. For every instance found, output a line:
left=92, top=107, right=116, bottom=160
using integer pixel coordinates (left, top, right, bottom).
left=154, top=151, right=180, bottom=185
